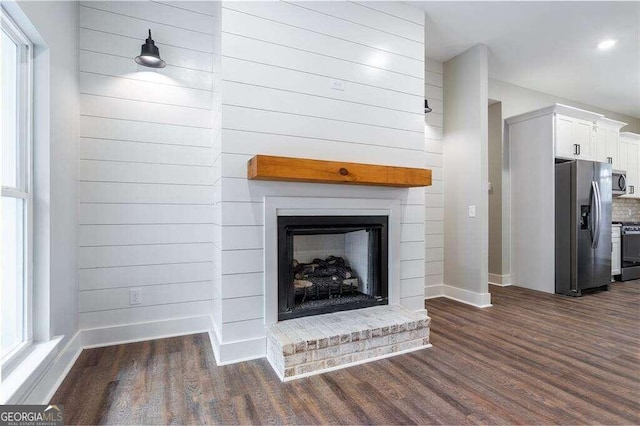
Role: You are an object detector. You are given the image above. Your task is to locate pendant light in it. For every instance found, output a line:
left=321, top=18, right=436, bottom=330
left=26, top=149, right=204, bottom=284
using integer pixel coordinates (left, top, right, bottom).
left=424, top=99, right=432, bottom=113
left=135, top=29, right=166, bottom=68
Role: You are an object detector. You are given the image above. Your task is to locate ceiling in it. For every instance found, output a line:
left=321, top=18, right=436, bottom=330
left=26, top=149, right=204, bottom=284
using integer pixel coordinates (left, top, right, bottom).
left=410, top=1, right=640, bottom=118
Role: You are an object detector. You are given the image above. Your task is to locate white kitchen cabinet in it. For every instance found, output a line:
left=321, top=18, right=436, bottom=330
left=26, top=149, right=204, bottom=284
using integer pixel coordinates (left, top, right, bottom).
left=552, top=106, right=602, bottom=161
left=594, top=117, right=627, bottom=170
left=619, top=132, right=640, bottom=198
left=612, top=225, right=621, bottom=277
left=506, top=104, right=603, bottom=293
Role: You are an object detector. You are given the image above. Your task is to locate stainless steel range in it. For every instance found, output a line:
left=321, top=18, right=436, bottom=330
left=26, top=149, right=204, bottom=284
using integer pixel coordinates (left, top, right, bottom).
left=620, top=223, right=640, bottom=280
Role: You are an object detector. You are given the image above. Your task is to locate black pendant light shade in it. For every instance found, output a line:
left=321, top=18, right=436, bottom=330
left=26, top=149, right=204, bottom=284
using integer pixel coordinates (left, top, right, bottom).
left=135, top=29, right=166, bottom=68
left=424, top=99, right=432, bottom=113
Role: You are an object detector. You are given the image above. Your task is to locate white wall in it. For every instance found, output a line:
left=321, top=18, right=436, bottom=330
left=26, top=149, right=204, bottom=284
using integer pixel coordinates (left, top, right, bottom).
left=211, top=1, right=223, bottom=354
left=442, top=44, right=491, bottom=307
left=488, top=78, right=640, bottom=279
left=13, top=0, right=79, bottom=344
left=490, top=79, right=640, bottom=133
left=424, top=58, right=444, bottom=298
left=216, top=1, right=426, bottom=362
left=76, top=1, right=218, bottom=331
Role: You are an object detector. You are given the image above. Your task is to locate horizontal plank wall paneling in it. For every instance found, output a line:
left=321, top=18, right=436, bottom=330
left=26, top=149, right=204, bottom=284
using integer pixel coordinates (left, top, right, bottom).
left=80, top=29, right=213, bottom=72
left=223, top=1, right=423, bottom=59
left=79, top=139, right=215, bottom=166
left=424, top=58, right=444, bottom=299
left=211, top=3, right=223, bottom=351
left=78, top=1, right=219, bottom=332
left=217, top=1, right=426, bottom=359
left=221, top=33, right=421, bottom=95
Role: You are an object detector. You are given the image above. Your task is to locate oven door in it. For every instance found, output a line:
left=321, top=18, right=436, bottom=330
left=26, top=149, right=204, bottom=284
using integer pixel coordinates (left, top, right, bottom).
left=622, top=232, right=640, bottom=266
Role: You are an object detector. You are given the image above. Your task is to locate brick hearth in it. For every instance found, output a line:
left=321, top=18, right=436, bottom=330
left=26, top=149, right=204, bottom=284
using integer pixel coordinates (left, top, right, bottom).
left=266, top=305, right=431, bottom=380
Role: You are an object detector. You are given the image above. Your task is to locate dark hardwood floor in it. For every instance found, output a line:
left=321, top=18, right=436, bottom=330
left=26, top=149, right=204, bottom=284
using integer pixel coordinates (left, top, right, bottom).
left=52, top=282, right=640, bottom=425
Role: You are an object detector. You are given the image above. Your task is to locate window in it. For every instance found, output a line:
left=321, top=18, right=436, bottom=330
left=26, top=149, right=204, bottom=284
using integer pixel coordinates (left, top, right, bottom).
left=1, top=9, right=32, bottom=365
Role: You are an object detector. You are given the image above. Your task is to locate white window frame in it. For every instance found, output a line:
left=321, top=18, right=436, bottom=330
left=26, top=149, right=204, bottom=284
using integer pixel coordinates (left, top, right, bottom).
left=1, top=7, right=34, bottom=373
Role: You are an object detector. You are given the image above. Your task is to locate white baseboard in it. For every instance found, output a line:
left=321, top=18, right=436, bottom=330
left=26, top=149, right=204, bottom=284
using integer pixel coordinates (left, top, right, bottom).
left=489, top=273, right=512, bottom=287
left=209, top=321, right=222, bottom=365
left=81, top=315, right=212, bottom=349
left=207, top=322, right=266, bottom=366
left=424, top=284, right=444, bottom=299
left=442, top=285, right=492, bottom=308
left=19, top=315, right=212, bottom=404
left=216, top=337, right=266, bottom=366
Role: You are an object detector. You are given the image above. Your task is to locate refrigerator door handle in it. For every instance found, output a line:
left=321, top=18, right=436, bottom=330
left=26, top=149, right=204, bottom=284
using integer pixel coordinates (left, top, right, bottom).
left=592, top=181, right=602, bottom=249
left=590, top=181, right=596, bottom=248
left=596, top=180, right=602, bottom=248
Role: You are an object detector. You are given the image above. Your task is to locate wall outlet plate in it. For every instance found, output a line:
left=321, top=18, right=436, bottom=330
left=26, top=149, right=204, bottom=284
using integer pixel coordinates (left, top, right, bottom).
left=468, top=205, right=476, bottom=218
left=330, top=78, right=345, bottom=91
left=129, top=288, right=142, bottom=305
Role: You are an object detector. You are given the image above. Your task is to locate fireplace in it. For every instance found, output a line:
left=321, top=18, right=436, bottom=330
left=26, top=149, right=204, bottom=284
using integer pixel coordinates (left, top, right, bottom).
left=277, top=215, right=389, bottom=321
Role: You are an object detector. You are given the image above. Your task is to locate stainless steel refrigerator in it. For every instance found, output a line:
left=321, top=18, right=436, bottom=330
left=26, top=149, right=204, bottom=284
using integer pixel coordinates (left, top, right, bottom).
left=555, top=160, right=612, bottom=296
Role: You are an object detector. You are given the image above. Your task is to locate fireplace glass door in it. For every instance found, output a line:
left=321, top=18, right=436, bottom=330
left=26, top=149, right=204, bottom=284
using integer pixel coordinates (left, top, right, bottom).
left=278, top=216, right=388, bottom=321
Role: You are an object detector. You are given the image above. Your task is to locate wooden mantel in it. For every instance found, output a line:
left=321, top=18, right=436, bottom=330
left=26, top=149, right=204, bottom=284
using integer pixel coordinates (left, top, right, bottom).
left=247, top=155, right=432, bottom=188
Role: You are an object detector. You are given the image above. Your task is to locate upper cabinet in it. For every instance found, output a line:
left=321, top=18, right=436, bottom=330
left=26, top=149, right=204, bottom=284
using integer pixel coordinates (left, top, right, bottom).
left=550, top=105, right=603, bottom=161
left=555, top=114, right=595, bottom=159
left=505, top=104, right=631, bottom=168
left=594, top=117, right=627, bottom=171
left=620, top=132, right=640, bottom=198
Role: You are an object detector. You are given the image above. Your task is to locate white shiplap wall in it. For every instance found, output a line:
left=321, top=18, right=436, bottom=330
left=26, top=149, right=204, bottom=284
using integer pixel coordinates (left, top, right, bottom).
left=424, top=58, right=444, bottom=298
left=78, top=1, right=218, bottom=331
left=212, top=2, right=223, bottom=344
left=216, top=1, right=426, bottom=362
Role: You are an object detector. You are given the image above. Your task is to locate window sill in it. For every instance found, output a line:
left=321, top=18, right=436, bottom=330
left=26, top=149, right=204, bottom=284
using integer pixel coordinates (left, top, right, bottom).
left=0, top=336, right=63, bottom=404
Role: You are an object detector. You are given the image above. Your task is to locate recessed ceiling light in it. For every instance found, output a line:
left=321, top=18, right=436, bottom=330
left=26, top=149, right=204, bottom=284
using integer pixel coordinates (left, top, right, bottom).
left=597, top=39, right=617, bottom=50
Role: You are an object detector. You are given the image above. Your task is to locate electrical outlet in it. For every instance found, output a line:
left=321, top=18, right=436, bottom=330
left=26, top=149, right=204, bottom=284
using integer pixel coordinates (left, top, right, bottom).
left=468, top=205, right=476, bottom=218
left=330, top=78, right=345, bottom=91
left=129, top=288, right=142, bottom=305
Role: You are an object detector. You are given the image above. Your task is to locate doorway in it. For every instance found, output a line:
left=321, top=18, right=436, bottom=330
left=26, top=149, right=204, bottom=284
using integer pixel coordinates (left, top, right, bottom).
left=488, top=100, right=509, bottom=286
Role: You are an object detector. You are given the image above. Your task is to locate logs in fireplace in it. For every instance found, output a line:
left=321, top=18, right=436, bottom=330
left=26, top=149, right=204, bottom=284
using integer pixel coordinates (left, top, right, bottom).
left=293, top=255, right=359, bottom=301
left=278, top=216, right=389, bottom=321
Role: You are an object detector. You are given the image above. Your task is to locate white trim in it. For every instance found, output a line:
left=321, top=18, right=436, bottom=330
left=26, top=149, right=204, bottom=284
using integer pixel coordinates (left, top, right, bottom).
left=208, top=317, right=267, bottom=366
left=208, top=320, right=222, bottom=365
left=1, top=5, right=34, bottom=367
left=595, top=117, right=627, bottom=130
left=23, top=334, right=82, bottom=405
left=1, top=188, right=28, bottom=198
left=488, top=273, right=512, bottom=287
left=1, top=336, right=66, bottom=404
left=620, top=132, right=640, bottom=142
left=505, top=103, right=603, bottom=125
left=279, top=344, right=433, bottom=382
left=214, top=337, right=266, bottom=366
left=263, top=196, right=403, bottom=326
left=81, top=315, right=212, bottom=349
left=424, top=284, right=443, bottom=299
left=441, top=285, right=492, bottom=308
left=1, top=340, right=32, bottom=377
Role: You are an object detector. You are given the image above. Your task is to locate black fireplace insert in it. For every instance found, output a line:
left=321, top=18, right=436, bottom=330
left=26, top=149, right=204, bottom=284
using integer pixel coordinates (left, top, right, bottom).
left=277, top=215, right=388, bottom=321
